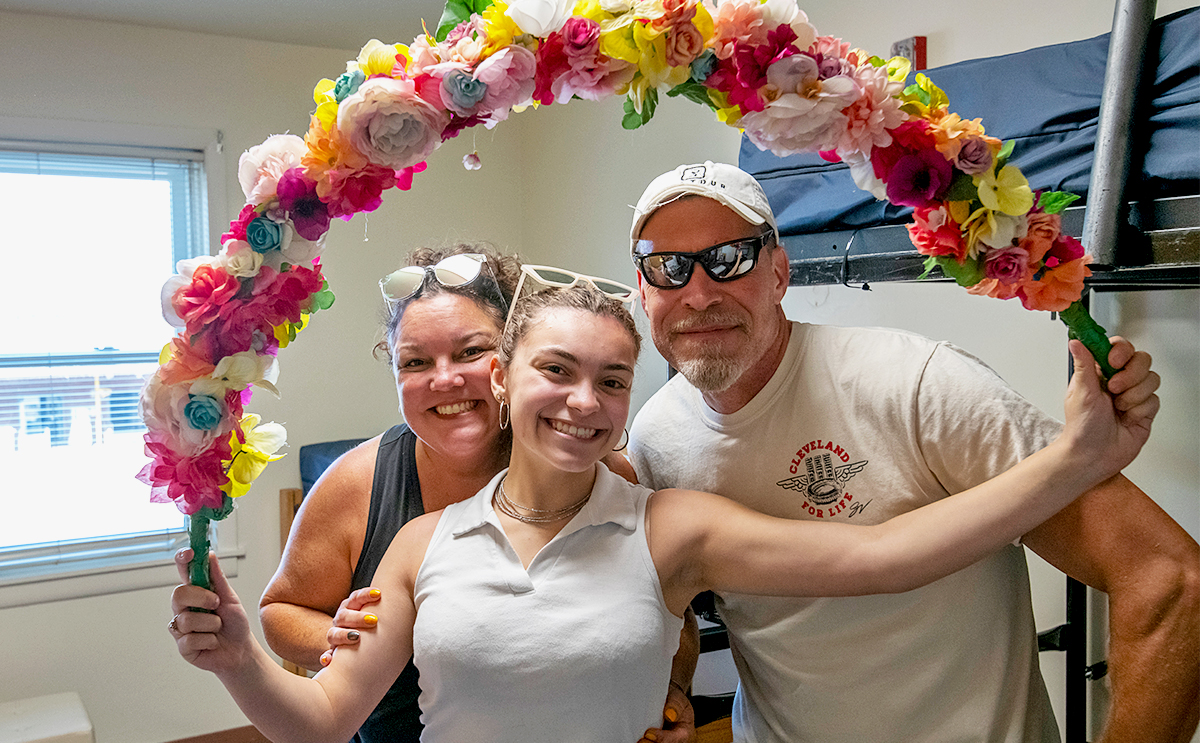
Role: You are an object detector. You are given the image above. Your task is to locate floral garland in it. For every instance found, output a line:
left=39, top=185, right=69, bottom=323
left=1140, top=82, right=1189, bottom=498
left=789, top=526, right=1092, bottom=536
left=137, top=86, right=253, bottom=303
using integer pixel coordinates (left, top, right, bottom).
left=141, top=0, right=1109, bottom=587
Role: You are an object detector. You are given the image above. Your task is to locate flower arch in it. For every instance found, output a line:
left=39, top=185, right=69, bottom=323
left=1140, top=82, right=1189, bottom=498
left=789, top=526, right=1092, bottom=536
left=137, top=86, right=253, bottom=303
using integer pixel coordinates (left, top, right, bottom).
left=140, top=0, right=1110, bottom=585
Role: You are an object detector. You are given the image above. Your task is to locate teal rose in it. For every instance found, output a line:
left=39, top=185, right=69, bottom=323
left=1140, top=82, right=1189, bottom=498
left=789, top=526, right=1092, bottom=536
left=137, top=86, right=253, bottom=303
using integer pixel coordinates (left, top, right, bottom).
left=442, top=70, right=489, bottom=116
left=334, top=70, right=366, bottom=102
left=246, top=216, right=282, bottom=253
left=184, top=394, right=223, bottom=431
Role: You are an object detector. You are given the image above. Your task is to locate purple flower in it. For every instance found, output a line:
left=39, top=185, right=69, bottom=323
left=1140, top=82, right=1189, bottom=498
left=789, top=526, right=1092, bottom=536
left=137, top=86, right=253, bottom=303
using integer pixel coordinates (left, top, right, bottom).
left=884, top=148, right=954, bottom=207
left=984, top=245, right=1030, bottom=284
left=277, top=168, right=331, bottom=242
left=954, top=137, right=994, bottom=175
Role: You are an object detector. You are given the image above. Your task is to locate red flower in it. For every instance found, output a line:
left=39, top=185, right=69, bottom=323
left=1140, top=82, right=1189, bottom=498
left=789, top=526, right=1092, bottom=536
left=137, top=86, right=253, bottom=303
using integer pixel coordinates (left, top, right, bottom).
left=138, top=432, right=232, bottom=515
left=534, top=32, right=570, bottom=105
left=221, top=204, right=258, bottom=244
left=173, top=264, right=244, bottom=337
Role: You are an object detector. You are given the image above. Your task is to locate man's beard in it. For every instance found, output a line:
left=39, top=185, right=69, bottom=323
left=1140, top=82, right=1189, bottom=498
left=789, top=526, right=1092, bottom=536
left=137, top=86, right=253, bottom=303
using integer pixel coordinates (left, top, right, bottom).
left=673, top=352, right=749, bottom=392
left=663, top=309, right=753, bottom=392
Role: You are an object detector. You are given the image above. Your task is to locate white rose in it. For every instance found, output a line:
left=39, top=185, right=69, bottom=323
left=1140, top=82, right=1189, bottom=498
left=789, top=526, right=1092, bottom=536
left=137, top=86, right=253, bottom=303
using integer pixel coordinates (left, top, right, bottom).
left=237, top=134, right=307, bottom=205
left=505, top=0, right=574, bottom=36
left=218, top=240, right=264, bottom=278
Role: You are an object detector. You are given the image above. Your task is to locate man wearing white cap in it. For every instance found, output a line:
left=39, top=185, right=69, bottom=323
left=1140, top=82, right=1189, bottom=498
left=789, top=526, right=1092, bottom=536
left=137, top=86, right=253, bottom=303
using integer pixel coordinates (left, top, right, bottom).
left=626, top=161, right=1197, bottom=742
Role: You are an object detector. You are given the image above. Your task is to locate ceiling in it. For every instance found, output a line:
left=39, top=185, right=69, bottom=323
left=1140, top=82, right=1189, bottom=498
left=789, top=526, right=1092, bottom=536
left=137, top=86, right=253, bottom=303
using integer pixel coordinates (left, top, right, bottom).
left=0, top=0, right=449, bottom=51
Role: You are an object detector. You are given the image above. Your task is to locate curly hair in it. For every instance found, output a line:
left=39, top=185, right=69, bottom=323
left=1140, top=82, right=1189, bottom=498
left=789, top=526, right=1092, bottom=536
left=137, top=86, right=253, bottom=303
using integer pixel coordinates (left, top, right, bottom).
left=498, top=284, right=641, bottom=367
left=375, top=240, right=523, bottom=363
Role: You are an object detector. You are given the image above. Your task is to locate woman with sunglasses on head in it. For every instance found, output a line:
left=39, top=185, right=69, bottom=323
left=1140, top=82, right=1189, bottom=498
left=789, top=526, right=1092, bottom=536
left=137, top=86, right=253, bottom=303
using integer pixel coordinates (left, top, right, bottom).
left=172, top=275, right=1157, bottom=742
left=255, top=245, right=683, bottom=743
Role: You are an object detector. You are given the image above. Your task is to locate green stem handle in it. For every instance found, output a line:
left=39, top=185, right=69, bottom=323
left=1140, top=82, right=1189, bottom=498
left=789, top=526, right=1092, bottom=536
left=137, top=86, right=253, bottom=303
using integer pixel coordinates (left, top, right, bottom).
left=1059, top=300, right=1118, bottom=380
left=188, top=512, right=212, bottom=590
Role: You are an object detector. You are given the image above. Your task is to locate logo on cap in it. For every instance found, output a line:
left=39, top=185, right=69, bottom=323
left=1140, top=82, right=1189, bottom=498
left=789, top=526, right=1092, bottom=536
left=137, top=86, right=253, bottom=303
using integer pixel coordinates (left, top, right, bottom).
left=680, top=165, right=726, bottom=189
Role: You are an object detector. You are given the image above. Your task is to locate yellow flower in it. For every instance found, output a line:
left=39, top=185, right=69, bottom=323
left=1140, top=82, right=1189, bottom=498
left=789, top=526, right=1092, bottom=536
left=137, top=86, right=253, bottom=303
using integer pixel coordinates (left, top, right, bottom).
left=222, top=414, right=287, bottom=498
left=482, top=1, right=522, bottom=54
left=273, top=314, right=309, bottom=349
left=354, top=39, right=405, bottom=78
left=977, top=164, right=1034, bottom=216
left=313, top=78, right=337, bottom=107
left=899, top=72, right=950, bottom=120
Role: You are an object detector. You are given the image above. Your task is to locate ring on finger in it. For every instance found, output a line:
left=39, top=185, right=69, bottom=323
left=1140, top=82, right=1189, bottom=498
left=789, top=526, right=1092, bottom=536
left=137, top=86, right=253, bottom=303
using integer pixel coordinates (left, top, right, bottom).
left=168, top=614, right=180, bottom=633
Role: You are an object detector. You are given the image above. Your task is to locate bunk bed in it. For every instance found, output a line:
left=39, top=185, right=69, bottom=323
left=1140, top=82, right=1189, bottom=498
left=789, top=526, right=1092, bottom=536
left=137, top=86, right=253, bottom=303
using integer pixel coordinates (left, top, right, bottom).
left=720, top=4, right=1198, bottom=741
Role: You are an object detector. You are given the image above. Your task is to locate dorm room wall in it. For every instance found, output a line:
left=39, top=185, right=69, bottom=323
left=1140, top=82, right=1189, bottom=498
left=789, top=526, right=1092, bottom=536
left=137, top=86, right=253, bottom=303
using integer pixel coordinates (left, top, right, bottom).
left=0, top=1, right=1193, bottom=742
left=0, top=10, right=532, bottom=743
left=517, top=0, right=1197, bottom=740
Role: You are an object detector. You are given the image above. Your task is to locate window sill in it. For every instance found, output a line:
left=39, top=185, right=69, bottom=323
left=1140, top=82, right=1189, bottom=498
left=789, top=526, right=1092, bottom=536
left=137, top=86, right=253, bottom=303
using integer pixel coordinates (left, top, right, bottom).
left=0, top=547, right=244, bottom=609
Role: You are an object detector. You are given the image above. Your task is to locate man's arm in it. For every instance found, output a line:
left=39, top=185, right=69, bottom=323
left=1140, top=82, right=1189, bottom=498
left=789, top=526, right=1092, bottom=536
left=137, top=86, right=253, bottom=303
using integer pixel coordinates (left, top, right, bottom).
left=639, top=608, right=699, bottom=743
left=1023, top=474, right=1200, bottom=743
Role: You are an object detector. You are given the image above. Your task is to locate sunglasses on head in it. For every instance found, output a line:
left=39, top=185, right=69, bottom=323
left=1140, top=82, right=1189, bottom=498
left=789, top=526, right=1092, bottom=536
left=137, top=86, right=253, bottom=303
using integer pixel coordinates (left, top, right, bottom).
left=508, top=265, right=636, bottom=320
left=633, top=233, right=772, bottom=289
left=379, top=253, right=500, bottom=311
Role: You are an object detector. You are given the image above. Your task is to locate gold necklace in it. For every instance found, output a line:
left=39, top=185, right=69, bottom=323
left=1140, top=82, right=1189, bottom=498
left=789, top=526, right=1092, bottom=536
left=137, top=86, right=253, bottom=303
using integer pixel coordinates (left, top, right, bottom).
left=494, top=476, right=591, bottom=524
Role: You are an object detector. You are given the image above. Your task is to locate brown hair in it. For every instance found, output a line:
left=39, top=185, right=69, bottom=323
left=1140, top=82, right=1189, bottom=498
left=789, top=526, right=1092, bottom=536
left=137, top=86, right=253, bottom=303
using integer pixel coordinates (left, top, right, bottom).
left=375, top=241, right=522, bottom=363
left=498, top=284, right=641, bottom=367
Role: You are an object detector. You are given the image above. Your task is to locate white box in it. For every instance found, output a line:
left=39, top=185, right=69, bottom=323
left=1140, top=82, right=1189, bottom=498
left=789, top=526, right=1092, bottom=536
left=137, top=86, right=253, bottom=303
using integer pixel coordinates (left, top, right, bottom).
left=0, top=693, right=94, bottom=743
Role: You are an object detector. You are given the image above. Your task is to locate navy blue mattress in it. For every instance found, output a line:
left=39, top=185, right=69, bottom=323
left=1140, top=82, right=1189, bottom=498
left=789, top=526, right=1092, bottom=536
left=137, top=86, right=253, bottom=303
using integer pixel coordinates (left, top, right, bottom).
left=740, top=7, right=1199, bottom=245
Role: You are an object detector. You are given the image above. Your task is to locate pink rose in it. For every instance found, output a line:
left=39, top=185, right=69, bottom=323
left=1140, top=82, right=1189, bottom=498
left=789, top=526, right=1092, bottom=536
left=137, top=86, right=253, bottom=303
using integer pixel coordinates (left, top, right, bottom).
left=983, top=245, right=1031, bottom=285
left=666, top=21, right=706, bottom=67
left=475, top=46, right=537, bottom=121
left=562, top=17, right=600, bottom=58
left=237, top=134, right=307, bottom=206
left=337, top=78, right=449, bottom=170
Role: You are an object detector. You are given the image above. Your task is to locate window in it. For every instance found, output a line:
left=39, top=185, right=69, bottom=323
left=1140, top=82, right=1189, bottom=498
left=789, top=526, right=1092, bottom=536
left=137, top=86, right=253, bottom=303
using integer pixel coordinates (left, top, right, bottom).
left=0, top=119, right=235, bottom=606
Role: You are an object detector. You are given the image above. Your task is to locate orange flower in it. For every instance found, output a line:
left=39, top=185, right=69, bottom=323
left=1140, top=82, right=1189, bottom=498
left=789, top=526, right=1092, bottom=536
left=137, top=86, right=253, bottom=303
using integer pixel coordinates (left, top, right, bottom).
left=159, top=336, right=217, bottom=386
left=929, top=113, right=998, bottom=161
left=967, top=276, right=1023, bottom=301
left=302, top=116, right=368, bottom=202
left=1019, top=256, right=1092, bottom=312
left=1022, top=211, right=1061, bottom=264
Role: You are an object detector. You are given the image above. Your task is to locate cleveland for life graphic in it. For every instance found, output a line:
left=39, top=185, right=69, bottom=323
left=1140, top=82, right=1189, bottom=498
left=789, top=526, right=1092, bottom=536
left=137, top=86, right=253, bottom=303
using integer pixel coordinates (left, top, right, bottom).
left=777, top=438, right=867, bottom=518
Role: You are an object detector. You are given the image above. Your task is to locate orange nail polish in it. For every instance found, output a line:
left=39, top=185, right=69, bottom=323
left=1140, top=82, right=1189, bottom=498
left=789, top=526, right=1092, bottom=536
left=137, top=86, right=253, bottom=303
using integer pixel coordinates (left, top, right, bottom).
left=364, top=614, right=378, bottom=625
left=369, top=589, right=381, bottom=599
left=664, top=707, right=678, bottom=723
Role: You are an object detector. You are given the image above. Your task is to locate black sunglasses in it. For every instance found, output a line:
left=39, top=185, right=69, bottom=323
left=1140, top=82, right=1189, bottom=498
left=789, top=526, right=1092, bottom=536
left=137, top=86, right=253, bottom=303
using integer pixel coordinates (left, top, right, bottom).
left=633, top=233, right=771, bottom=289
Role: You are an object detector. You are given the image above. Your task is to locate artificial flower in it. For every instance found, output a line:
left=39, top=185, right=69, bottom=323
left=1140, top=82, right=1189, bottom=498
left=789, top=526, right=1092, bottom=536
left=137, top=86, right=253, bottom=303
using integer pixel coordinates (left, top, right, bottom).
left=1043, top=233, right=1086, bottom=268
left=844, top=151, right=888, bottom=200
left=884, top=147, right=954, bottom=208
left=907, top=204, right=965, bottom=261
left=221, top=203, right=259, bottom=244
left=139, top=373, right=233, bottom=456
left=184, top=394, right=224, bottom=431
left=834, top=62, right=906, bottom=159
left=740, top=53, right=860, bottom=155
left=475, top=45, right=538, bottom=119
left=219, top=240, right=264, bottom=278
left=441, top=69, right=491, bottom=116
left=481, top=0, right=522, bottom=55
left=190, top=350, right=281, bottom=399
left=977, top=164, right=1034, bottom=216
left=396, top=161, right=428, bottom=191
left=246, top=216, right=283, bottom=253
left=1019, top=256, right=1091, bottom=312
left=464, top=152, right=483, bottom=170
left=953, top=136, right=996, bottom=175
left=158, top=335, right=216, bottom=386
left=337, top=77, right=449, bottom=170
left=983, top=245, right=1031, bottom=284
left=959, top=204, right=1028, bottom=254
left=275, top=168, right=332, bottom=242
left=160, top=256, right=217, bottom=328
left=223, top=414, right=287, bottom=498
left=171, top=263, right=243, bottom=337
left=506, top=0, right=575, bottom=37
left=966, top=276, right=1023, bottom=301
left=354, top=39, right=407, bottom=78
left=139, top=430, right=232, bottom=514
left=237, top=134, right=307, bottom=206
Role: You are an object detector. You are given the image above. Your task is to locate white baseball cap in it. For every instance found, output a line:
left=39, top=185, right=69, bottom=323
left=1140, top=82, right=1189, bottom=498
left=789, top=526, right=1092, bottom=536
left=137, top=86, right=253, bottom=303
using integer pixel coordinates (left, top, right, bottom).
left=630, top=161, right=779, bottom=255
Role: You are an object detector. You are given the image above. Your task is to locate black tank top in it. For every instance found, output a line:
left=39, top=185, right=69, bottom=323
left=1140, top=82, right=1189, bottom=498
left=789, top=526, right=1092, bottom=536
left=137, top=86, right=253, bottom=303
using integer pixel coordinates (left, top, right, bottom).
left=349, top=424, right=424, bottom=742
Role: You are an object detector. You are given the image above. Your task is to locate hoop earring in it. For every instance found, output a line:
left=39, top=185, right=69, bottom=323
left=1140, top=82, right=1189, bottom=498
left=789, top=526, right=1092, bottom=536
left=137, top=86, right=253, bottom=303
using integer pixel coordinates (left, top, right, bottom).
left=498, top=400, right=510, bottom=430
left=612, top=428, right=629, bottom=451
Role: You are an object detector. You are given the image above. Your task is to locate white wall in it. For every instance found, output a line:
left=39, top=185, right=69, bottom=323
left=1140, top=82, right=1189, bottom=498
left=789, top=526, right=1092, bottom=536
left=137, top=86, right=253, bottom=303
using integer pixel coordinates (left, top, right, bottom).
left=0, top=0, right=1194, bottom=741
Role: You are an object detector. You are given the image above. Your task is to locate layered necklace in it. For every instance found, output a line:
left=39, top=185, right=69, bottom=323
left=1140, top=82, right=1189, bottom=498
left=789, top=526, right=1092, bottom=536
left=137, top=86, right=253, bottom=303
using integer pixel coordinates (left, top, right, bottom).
left=495, top=476, right=591, bottom=524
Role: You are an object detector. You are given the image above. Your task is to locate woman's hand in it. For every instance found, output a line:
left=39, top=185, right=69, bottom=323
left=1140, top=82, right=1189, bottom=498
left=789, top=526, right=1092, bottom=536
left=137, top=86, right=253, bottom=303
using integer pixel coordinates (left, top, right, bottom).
left=319, top=586, right=384, bottom=667
left=168, top=548, right=253, bottom=676
left=1060, top=338, right=1160, bottom=482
